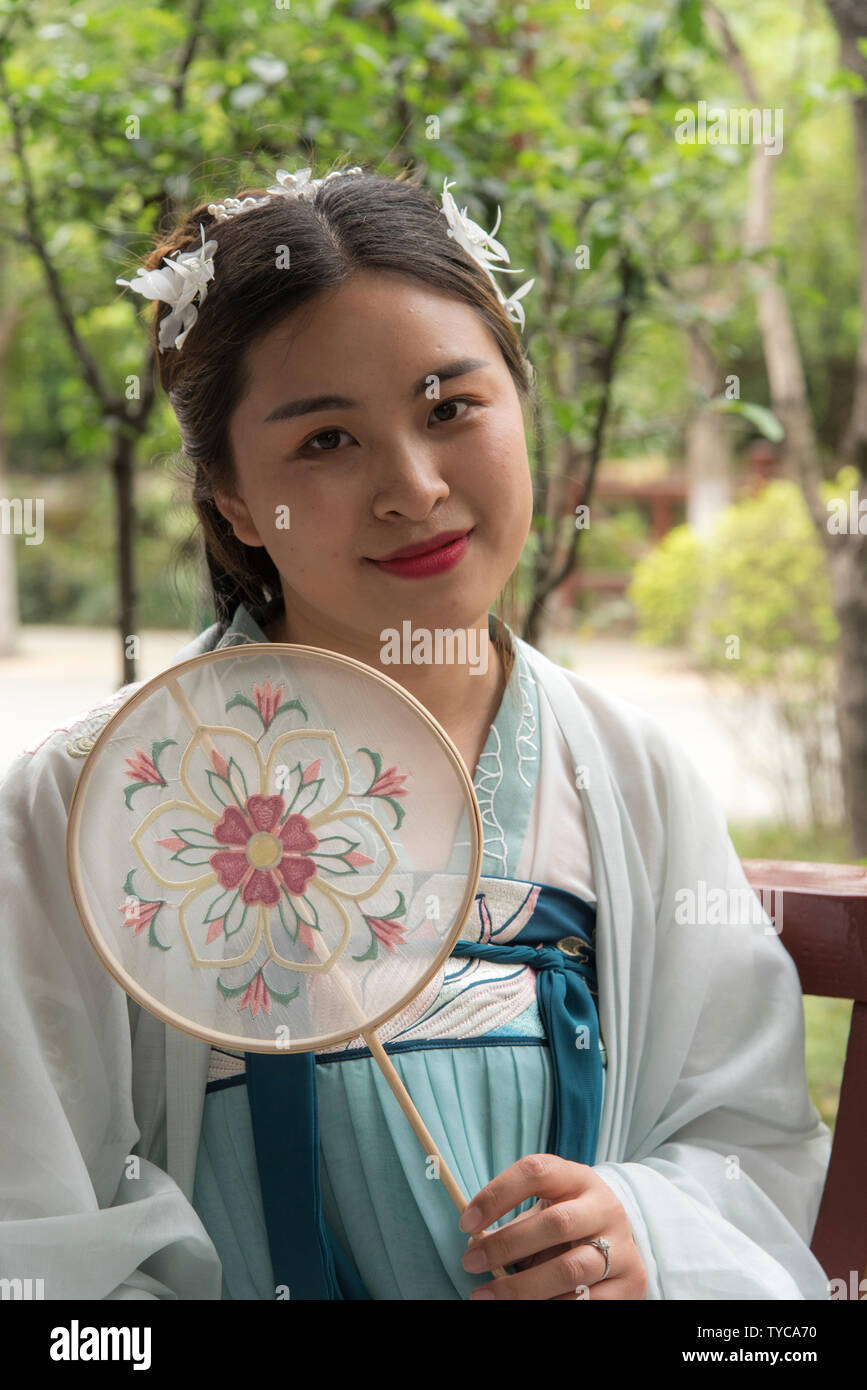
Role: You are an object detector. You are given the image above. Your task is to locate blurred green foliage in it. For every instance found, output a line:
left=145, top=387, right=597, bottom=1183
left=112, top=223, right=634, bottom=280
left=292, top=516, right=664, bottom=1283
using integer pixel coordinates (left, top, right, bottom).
left=1, top=0, right=860, bottom=634
left=628, top=475, right=843, bottom=690
left=12, top=469, right=201, bottom=628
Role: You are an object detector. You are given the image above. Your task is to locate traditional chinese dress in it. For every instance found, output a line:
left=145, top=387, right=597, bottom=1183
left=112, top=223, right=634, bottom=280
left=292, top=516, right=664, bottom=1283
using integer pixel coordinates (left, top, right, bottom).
left=0, top=602, right=832, bottom=1300
left=186, top=602, right=605, bottom=1298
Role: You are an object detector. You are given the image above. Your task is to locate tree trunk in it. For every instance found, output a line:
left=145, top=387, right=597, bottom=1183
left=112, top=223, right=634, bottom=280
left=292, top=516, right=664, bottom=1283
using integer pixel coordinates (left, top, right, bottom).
left=706, top=2, right=867, bottom=852
left=684, top=325, right=734, bottom=535
left=824, top=0, right=867, bottom=853
left=522, top=254, right=635, bottom=648
left=110, top=423, right=138, bottom=688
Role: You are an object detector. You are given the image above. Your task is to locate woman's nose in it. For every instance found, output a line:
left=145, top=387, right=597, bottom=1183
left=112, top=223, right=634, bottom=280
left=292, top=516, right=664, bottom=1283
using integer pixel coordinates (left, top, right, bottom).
left=369, top=440, right=451, bottom=518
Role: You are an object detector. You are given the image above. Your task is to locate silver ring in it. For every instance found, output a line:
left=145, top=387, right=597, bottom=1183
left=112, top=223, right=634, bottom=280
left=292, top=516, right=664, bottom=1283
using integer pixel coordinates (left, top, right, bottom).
left=574, top=1236, right=611, bottom=1289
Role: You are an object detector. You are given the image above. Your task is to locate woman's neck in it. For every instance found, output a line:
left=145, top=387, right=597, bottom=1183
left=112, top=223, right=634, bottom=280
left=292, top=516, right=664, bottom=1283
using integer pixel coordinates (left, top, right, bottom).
left=260, top=605, right=508, bottom=778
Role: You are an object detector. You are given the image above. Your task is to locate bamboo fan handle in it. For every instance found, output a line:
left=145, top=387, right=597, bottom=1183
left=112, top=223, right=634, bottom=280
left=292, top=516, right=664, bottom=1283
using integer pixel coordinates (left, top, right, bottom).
left=166, top=674, right=509, bottom=1286
left=303, top=913, right=509, bottom=1282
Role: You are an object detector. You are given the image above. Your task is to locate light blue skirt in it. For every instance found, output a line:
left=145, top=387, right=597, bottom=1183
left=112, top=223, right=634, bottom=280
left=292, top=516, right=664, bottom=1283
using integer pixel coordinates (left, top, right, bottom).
left=193, top=1041, right=606, bottom=1300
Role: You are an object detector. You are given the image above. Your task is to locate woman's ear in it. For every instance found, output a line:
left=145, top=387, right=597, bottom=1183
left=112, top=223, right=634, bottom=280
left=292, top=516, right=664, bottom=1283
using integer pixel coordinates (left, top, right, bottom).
left=213, top=489, right=265, bottom=548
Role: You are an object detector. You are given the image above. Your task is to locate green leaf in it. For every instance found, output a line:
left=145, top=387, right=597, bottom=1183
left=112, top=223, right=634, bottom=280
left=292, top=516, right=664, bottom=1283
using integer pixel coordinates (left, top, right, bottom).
left=708, top=397, right=785, bottom=442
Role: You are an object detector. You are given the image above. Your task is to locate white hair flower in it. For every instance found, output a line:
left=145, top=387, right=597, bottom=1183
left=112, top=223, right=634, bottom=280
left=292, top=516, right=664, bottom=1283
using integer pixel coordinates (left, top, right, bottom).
left=440, top=177, right=534, bottom=330
left=115, top=224, right=217, bottom=353
left=114, top=165, right=533, bottom=352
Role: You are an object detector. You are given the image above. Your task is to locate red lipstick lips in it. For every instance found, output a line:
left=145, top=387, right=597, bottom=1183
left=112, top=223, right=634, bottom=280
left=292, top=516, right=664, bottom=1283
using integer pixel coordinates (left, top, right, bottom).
left=369, top=528, right=473, bottom=579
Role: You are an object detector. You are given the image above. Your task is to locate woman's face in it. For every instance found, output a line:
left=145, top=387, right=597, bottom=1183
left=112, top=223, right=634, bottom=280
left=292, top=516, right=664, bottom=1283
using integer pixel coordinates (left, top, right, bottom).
left=218, top=269, right=533, bottom=655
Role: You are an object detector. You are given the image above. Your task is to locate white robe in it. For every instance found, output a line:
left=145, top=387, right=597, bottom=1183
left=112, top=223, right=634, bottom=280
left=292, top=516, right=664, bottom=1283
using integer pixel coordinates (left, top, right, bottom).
left=0, top=629, right=832, bottom=1299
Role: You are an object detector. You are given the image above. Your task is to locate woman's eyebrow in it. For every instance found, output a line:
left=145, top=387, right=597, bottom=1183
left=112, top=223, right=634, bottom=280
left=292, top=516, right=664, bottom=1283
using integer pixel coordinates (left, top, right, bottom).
left=262, top=357, right=492, bottom=424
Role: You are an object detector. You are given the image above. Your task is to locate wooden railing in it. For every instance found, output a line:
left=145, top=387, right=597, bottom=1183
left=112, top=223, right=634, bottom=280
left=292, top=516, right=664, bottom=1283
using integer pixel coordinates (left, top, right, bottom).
left=742, top=860, right=867, bottom=1295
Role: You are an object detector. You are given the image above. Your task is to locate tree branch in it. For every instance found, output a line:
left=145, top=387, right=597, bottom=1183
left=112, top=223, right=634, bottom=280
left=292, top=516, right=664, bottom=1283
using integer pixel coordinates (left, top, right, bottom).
left=702, top=1, right=827, bottom=535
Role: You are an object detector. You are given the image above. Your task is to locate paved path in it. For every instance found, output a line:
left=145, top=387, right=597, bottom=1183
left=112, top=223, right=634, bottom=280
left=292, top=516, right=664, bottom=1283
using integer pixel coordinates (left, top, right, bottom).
left=0, top=624, right=804, bottom=824
left=0, top=625, right=188, bottom=779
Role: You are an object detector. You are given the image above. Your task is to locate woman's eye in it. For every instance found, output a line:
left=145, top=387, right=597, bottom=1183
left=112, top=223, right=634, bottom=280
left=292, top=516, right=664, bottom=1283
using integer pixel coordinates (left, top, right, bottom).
left=297, top=399, right=473, bottom=456
left=300, top=428, right=352, bottom=454
left=430, top=397, right=471, bottom=424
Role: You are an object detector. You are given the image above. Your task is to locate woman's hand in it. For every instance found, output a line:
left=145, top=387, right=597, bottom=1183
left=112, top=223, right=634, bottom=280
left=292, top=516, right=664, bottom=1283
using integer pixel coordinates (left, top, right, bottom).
left=459, top=1153, right=647, bottom=1300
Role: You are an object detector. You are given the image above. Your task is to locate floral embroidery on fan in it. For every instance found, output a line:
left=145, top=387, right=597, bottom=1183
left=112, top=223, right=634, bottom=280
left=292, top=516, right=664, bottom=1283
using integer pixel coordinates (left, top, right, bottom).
left=119, top=709, right=410, bottom=1014
left=224, top=678, right=307, bottom=736
left=217, top=960, right=300, bottom=1017
left=356, top=748, right=407, bottom=829
left=122, top=739, right=177, bottom=808
left=118, top=869, right=169, bottom=950
left=352, top=890, right=408, bottom=961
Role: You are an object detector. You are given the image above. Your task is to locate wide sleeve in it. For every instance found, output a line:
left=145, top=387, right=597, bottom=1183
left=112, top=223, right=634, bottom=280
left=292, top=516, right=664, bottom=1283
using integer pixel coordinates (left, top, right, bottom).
left=589, top=711, right=833, bottom=1300
left=0, top=740, right=222, bottom=1300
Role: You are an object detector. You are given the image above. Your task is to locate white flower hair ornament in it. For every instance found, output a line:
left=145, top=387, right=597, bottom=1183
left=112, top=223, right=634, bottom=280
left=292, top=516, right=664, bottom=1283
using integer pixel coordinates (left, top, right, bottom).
left=115, top=224, right=218, bottom=354
left=115, top=165, right=534, bottom=352
left=440, top=177, right=535, bottom=331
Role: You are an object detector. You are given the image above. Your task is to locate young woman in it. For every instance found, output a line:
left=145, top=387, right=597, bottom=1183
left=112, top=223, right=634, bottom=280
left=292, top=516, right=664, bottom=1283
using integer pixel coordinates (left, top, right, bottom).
left=0, top=161, right=831, bottom=1300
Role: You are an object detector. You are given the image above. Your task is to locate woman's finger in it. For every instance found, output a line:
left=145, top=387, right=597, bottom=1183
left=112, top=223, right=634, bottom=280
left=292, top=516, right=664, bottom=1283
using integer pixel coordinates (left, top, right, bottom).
left=475, top=1239, right=613, bottom=1300
left=462, top=1196, right=599, bottom=1273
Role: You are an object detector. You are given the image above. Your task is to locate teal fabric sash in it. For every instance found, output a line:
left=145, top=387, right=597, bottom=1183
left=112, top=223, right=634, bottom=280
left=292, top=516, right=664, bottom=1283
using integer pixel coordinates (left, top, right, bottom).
left=244, top=880, right=601, bottom=1299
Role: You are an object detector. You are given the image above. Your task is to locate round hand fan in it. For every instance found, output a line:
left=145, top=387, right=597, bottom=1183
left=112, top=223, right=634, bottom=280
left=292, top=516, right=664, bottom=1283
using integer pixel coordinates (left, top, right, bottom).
left=66, top=642, right=508, bottom=1280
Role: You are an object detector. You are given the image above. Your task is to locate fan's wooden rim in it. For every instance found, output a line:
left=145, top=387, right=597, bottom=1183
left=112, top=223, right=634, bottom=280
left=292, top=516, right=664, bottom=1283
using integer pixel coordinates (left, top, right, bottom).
left=66, top=641, right=484, bottom=1053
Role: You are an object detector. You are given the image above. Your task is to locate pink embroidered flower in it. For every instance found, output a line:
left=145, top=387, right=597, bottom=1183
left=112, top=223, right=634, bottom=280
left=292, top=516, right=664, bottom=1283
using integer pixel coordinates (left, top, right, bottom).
left=209, top=793, right=319, bottom=906
left=366, top=915, right=407, bottom=951
left=369, top=766, right=408, bottom=798
left=124, top=750, right=164, bottom=785
left=239, top=970, right=272, bottom=1018
left=120, top=898, right=162, bottom=936
left=252, top=680, right=284, bottom=730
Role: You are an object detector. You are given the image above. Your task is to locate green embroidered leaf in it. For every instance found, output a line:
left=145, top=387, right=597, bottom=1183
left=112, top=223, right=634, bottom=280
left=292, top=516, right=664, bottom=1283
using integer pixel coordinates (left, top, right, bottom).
left=224, top=892, right=248, bottom=938
left=294, top=891, right=320, bottom=928
left=272, top=697, right=308, bottom=721
left=123, top=780, right=150, bottom=811
left=170, top=825, right=218, bottom=848
left=261, top=975, right=301, bottom=1005
left=357, top=746, right=382, bottom=786
left=170, top=844, right=216, bottom=867
left=225, top=692, right=258, bottom=715
left=285, top=776, right=324, bottom=817
left=277, top=886, right=320, bottom=935
left=275, top=761, right=300, bottom=800
left=378, top=889, right=407, bottom=921
left=312, top=835, right=358, bottom=856
left=381, top=795, right=405, bottom=831
left=216, top=974, right=253, bottom=999
left=149, top=738, right=177, bottom=778
left=351, top=934, right=379, bottom=963
left=205, top=769, right=236, bottom=808
left=226, top=757, right=249, bottom=806
left=275, top=894, right=297, bottom=941
left=310, top=855, right=361, bottom=876
left=146, top=902, right=171, bottom=952
left=204, top=886, right=238, bottom=922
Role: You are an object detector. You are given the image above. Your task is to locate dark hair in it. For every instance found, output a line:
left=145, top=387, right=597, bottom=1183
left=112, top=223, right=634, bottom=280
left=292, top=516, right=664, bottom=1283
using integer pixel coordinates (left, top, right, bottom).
left=124, top=158, right=538, bottom=684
